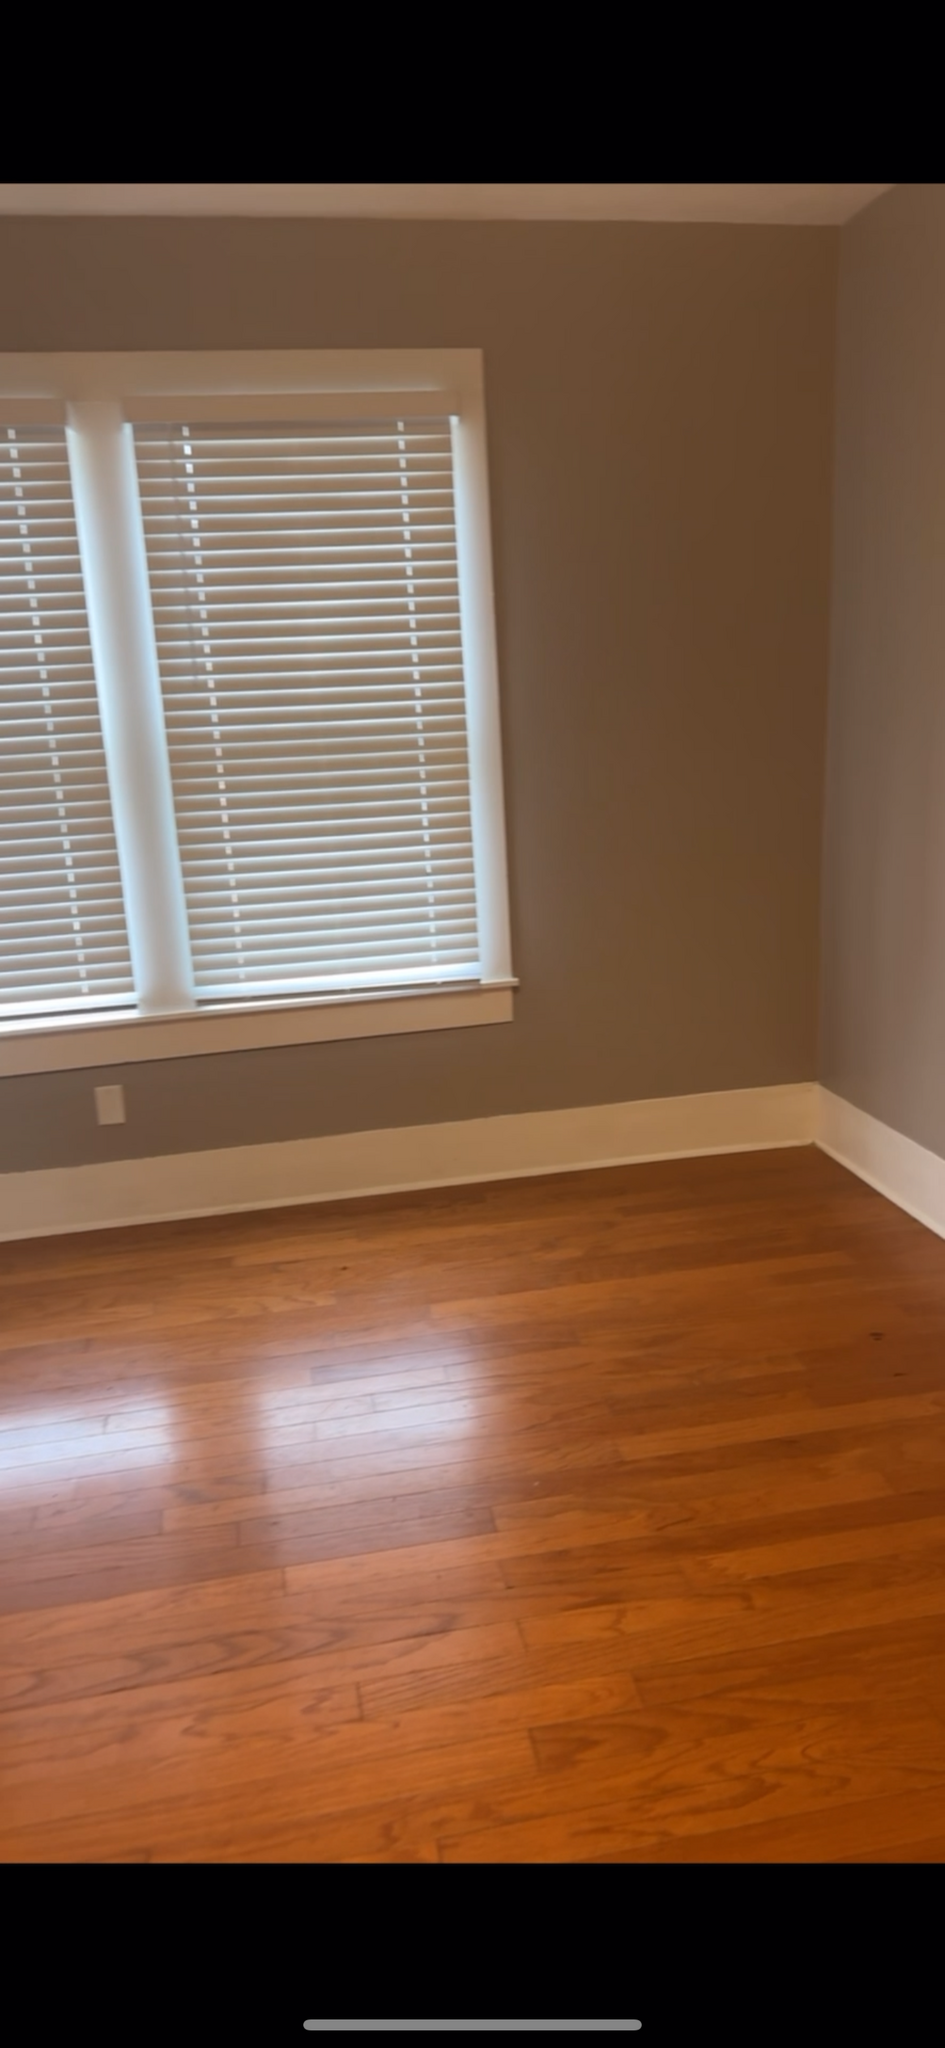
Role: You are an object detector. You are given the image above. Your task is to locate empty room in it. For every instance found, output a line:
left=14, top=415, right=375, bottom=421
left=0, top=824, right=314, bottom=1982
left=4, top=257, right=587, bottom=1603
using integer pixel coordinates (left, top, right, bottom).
left=2, top=180, right=944, bottom=1880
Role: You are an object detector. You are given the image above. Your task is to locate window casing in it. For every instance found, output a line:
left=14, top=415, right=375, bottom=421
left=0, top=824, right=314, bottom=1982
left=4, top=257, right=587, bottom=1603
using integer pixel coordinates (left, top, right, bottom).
left=0, top=353, right=514, bottom=1077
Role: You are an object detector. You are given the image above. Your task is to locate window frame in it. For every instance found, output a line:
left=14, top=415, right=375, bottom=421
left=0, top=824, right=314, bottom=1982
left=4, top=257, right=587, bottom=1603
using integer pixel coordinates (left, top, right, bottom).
left=0, top=350, right=515, bottom=1076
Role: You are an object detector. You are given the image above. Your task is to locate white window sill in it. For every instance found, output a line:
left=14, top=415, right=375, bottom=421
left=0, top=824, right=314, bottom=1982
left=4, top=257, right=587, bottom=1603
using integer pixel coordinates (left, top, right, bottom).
left=0, top=981, right=516, bottom=1078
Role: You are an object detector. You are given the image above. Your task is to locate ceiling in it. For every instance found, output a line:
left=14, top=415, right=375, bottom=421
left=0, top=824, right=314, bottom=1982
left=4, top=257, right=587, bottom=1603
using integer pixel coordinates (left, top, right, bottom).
left=0, top=184, right=893, bottom=226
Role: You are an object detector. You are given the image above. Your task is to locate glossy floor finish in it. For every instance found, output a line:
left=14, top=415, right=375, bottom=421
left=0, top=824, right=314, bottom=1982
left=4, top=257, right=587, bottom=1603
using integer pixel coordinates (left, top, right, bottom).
left=3, top=1144, right=945, bottom=1862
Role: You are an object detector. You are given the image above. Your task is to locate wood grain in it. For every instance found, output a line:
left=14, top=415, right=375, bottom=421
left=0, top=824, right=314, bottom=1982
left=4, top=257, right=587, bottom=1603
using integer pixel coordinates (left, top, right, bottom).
left=3, top=1144, right=945, bottom=1859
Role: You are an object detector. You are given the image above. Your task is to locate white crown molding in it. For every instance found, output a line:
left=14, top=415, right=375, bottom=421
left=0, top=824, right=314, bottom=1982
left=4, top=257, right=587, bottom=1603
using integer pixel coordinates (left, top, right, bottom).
left=0, top=1083, right=816, bottom=1241
left=0, top=184, right=894, bottom=226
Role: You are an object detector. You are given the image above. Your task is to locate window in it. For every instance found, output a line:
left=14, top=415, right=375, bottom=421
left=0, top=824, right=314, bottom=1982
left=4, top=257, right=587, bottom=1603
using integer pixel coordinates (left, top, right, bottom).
left=0, top=354, right=513, bottom=1076
left=0, top=425, right=134, bottom=1017
left=135, top=416, right=478, bottom=999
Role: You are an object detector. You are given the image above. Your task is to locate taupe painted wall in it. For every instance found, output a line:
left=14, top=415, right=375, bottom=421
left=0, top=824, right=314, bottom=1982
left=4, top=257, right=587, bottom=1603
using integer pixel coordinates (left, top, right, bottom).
left=0, top=218, right=836, bottom=1172
left=820, top=185, right=945, bottom=1152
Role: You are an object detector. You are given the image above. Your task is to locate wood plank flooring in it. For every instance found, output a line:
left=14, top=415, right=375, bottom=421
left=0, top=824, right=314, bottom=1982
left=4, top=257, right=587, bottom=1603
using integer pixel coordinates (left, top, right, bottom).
left=3, top=1143, right=945, bottom=1861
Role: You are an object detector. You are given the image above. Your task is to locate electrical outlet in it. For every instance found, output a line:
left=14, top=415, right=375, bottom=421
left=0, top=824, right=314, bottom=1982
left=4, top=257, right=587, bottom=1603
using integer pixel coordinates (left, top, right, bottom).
left=94, top=1084, right=126, bottom=1126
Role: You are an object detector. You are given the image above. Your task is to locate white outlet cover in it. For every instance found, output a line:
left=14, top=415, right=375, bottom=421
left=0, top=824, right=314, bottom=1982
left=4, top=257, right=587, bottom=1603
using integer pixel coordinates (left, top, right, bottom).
left=94, top=1084, right=126, bottom=1126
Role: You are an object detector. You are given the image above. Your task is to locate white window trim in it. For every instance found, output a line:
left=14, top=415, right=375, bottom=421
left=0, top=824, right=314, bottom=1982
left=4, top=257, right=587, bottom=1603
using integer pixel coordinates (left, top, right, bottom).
left=0, top=350, right=515, bottom=1075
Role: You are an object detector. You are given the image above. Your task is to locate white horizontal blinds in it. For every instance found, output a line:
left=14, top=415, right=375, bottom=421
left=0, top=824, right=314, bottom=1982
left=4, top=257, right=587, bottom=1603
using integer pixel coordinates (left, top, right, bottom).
left=0, top=426, right=134, bottom=1017
left=133, top=418, right=480, bottom=999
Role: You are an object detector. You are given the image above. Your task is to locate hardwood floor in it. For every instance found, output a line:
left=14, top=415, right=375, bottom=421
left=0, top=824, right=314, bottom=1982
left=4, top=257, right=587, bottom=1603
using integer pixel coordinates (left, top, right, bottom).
left=3, top=1142, right=945, bottom=1861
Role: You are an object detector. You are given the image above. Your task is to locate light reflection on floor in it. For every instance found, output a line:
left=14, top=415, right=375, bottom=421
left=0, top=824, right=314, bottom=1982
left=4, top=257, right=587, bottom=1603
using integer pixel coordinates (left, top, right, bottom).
left=0, top=1397, right=176, bottom=1484
left=0, top=1341, right=489, bottom=1501
left=256, top=1348, right=486, bottom=1475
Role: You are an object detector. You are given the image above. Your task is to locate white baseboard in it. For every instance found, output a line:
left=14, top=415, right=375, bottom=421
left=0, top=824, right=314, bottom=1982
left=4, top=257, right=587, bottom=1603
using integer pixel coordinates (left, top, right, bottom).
left=6, top=1075, right=942, bottom=1255
left=817, top=1087, right=945, bottom=1243
left=0, top=1081, right=817, bottom=1241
